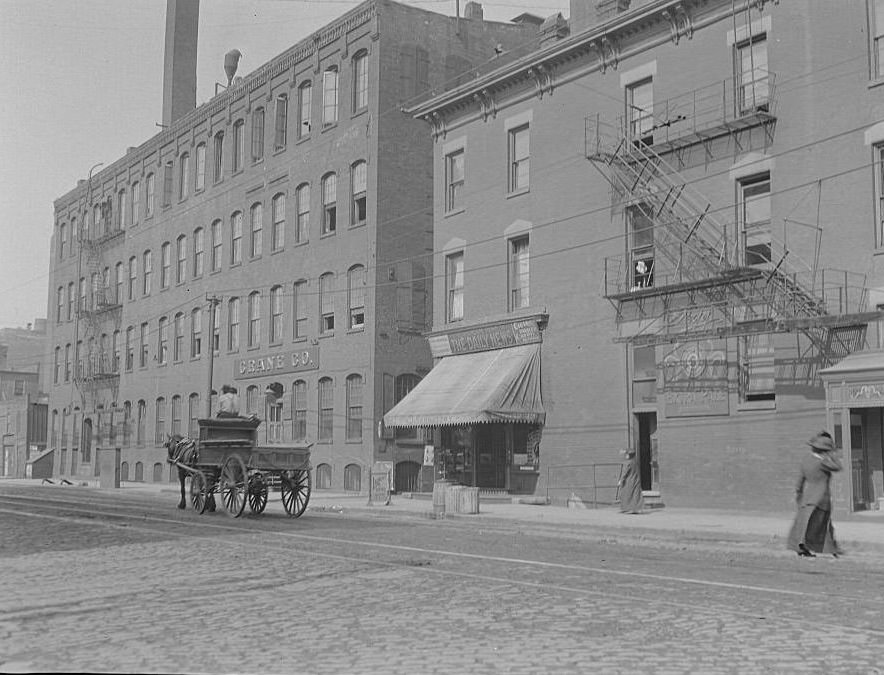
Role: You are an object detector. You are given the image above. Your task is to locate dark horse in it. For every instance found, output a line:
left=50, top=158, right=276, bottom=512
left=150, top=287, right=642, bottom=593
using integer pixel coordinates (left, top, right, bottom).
left=164, top=433, right=215, bottom=511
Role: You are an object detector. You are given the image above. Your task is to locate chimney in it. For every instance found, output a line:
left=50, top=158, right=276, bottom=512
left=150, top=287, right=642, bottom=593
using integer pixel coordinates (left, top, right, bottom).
left=464, top=1, right=484, bottom=20
left=162, top=0, right=200, bottom=128
left=595, top=0, right=630, bottom=23
left=538, top=13, right=570, bottom=45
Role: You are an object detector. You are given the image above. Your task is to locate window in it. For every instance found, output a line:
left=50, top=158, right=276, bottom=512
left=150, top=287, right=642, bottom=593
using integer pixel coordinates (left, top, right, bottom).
left=318, top=377, right=333, bottom=441
left=271, top=193, right=285, bottom=251
left=193, top=227, right=204, bottom=277
left=171, top=395, right=182, bottom=436
left=246, top=386, right=259, bottom=416
left=64, top=343, right=71, bottom=382
left=292, top=380, right=307, bottom=441
left=346, top=374, right=363, bottom=441
left=211, top=303, right=220, bottom=354
left=508, top=125, right=530, bottom=192
left=230, top=211, right=243, bottom=265
left=627, top=77, right=654, bottom=145
left=136, top=400, right=146, bottom=446
left=78, top=277, right=86, bottom=313
left=213, top=131, right=224, bottom=183
left=211, top=219, right=222, bottom=272
left=270, top=285, right=283, bottom=343
left=53, top=347, right=60, bottom=384
left=321, top=173, right=337, bottom=235
left=320, top=273, right=335, bottom=333
left=142, top=249, right=152, bottom=296
left=158, top=317, right=169, bottom=365
left=112, top=330, right=120, bottom=372
left=250, top=202, right=263, bottom=258
left=195, top=142, right=206, bottom=191
left=232, top=120, right=245, bottom=172
left=161, top=242, right=171, bottom=289
left=736, top=34, right=768, bottom=113
left=446, top=252, right=464, bottom=322
left=876, top=144, right=884, bottom=247
left=628, top=205, right=655, bottom=289
left=415, top=47, right=430, bottom=95
left=344, top=464, right=361, bottom=492
left=67, top=282, right=74, bottom=321
left=248, top=291, right=261, bottom=347
left=740, top=333, right=775, bottom=402
left=445, top=149, right=464, bottom=212
left=274, top=95, right=288, bottom=149
left=188, top=393, right=200, bottom=437
left=351, top=161, right=367, bottom=226
left=145, top=173, right=155, bottom=217
left=296, top=183, right=310, bottom=243
left=316, top=463, right=332, bottom=489
left=131, top=182, right=140, bottom=224
left=267, top=395, right=283, bottom=443
left=139, top=322, right=149, bottom=367
left=353, top=51, right=369, bottom=112
left=191, top=308, right=202, bottom=358
left=56, top=287, right=64, bottom=323
left=348, top=265, right=365, bottom=329
left=155, top=397, right=166, bottom=445
left=228, top=297, right=240, bottom=351
left=739, top=173, right=771, bottom=266
left=117, top=190, right=127, bottom=230
left=252, top=107, right=265, bottom=161
left=123, top=401, right=132, bottom=446
left=509, top=236, right=530, bottom=310
left=322, top=67, right=339, bottom=126
left=125, top=327, right=134, bottom=371
left=69, top=216, right=77, bottom=253
left=162, top=161, right=173, bottom=207
left=173, top=312, right=184, bottom=361
left=293, top=280, right=307, bottom=339
left=298, top=81, right=312, bottom=138
left=179, top=152, right=190, bottom=199
left=115, top=262, right=124, bottom=303
left=58, top=223, right=67, bottom=261
left=128, top=256, right=137, bottom=301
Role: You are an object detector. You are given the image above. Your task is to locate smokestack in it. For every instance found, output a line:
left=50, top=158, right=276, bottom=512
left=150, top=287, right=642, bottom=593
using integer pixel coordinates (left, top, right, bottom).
left=162, top=0, right=200, bottom=128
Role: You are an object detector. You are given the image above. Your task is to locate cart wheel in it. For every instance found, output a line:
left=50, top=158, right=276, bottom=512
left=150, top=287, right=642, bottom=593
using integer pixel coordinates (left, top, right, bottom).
left=190, top=470, right=210, bottom=514
left=281, top=469, right=311, bottom=518
left=220, top=454, right=248, bottom=518
left=248, top=473, right=268, bottom=515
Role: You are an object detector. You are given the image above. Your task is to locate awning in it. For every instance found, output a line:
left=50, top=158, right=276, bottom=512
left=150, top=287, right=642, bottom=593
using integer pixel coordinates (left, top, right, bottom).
left=383, top=344, right=545, bottom=428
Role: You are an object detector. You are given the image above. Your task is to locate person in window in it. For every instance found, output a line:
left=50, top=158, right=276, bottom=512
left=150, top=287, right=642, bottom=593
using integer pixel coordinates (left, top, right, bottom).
left=618, top=448, right=644, bottom=514
left=217, top=384, right=241, bottom=418
left=787, top=430, right=843, bottom=558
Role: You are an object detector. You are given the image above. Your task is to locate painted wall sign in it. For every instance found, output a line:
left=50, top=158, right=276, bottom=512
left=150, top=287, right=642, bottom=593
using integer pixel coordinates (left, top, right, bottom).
left=661, top=340, right=729, bottom=417
left=430, top=319, right=542, bottom=357
left=233, top=346, right=319, bottom=380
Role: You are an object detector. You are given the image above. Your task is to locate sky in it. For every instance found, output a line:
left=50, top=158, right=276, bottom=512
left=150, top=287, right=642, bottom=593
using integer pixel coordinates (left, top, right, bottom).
left=0, top=0, right=567, bottom=330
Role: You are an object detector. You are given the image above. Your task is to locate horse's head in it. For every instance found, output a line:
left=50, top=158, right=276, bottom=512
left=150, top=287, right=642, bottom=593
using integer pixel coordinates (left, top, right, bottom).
left=165, top=433, right=184, bottom=461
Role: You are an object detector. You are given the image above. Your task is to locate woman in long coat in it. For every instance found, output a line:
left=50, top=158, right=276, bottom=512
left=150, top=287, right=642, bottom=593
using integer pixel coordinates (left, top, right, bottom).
left=786, top=431, right=843, bottom=557
left=618, top=449, right=644, bottom=514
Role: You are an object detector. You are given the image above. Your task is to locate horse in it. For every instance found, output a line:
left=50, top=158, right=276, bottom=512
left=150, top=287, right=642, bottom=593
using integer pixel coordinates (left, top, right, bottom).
left=164, top=433, right=215, bottom=511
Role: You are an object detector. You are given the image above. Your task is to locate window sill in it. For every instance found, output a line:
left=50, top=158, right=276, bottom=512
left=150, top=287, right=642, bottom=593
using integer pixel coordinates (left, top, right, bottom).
left=351, top=108, right=368, bottom=120
left=271, top=247, right=284, bottom=256
left=252, top=158, right=264, bottom=167
left=444, top=207, right=465, bottom=218
left=273, top=146, right=287, bottom=156
left=292, top=336, right=308, bottom=344
left=194, top=187, right=205, bottom=197
left=347, top=326, right=365, bottom=334
left=321, top=122, right=338, bottom=133
left=232, top=168, right=244, bottom=177
left=737, top=399, right=776, bottom=412
left=269, top=340, right=283, bottom=348
left=293, top=240, right=309, bottom=247
left=317, top=439, right=332, bottom=445
left=246, top=345, right=262, bottom=352
left=506, top=187, right=530, bottom=199
left=869, top=77, right=884, bottom=90
left=229, top=262, right=242, bottom=269
left=296, top=135, right=311, bottom=145
left=345, top=438, right=364, bottom=444
left=210, top=268, right=223, bottom=276
left=318, top=332, right=335, bottom=339
left=350, top=221, right=366, bottom=229
left=249, top=255, right=262, bottom=263
left=320, top=231, right=337, bottom=238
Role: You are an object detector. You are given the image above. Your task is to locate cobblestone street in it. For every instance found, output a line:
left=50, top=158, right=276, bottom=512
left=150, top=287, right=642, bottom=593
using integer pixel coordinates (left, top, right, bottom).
left=1, top=485, right=883, bottom=674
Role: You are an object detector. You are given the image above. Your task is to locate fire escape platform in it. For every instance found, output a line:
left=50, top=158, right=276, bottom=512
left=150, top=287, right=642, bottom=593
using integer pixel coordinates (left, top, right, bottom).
left=605, top=267, right=763, bottom=302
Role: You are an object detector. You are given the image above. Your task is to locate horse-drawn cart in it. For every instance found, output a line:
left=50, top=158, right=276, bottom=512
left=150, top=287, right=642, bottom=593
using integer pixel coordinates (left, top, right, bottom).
left=167, top=417, right=312, bottom=518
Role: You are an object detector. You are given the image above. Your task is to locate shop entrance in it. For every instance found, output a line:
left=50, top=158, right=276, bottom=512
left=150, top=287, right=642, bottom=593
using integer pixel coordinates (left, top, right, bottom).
left=475, top=425, right=507, bottom=489
left=848, top=409, right=883, bottom=511
left=634, top=412, right=657, bottom=491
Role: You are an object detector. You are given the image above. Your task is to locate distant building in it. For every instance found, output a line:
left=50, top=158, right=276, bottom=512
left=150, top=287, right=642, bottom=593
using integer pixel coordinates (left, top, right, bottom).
left=46, top=0, right=535, bottom=490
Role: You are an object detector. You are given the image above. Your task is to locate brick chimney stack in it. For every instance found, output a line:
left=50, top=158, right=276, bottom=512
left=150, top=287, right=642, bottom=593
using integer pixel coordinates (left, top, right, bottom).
left=162, top=0, right=200, bottom=128
left=464, top=2, right=484, bottom=21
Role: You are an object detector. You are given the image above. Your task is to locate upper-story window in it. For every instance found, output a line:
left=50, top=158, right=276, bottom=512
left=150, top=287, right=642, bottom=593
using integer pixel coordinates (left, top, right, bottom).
left=145, top=173, right=155, bottom=217
left=230, top=211, right=243, bottom=265
left=627, top=204, right=655, bottom=290
left=318, top=377, right=334, bottom=442
left=508, top=125, right=530, bottom=193
left=296, top=183, right=310, bottom=243
left=142, top=249, right=152, bottom=296
left=874, top=0, right=884, bottom=78
left=292, top=380, right=307, bottom=441
left=191, top=307, right=202, bottom=358
left=445, top=149, right=465, bottom=212
left=415, top=46, right=430, bottom=95
left=179, top=153, right=190, bottom=200
left=67, top=282, right=74, bottom=321
left=274, top=94, right=288, bottom=149
left=739, top=173, right=772, bottom=266
left=321, top=173, right=337, bottom=235
left=270, top=285, right=283, bottom=344
left=157, top=317, right=169, bottom=365
left=162, top=161, right=174, bottom=207
left=322, top=67, right=339, bottom=127
left=211, top=306, right=220, bottom=354
left=160, top=242, right=171, bottom=289
left=248, top=291, right=261, bottom=347
left=155, top=397, right=167, bottom=444
left=228, top=297, right=240, bottom=351
left=78, top=277, right=87, bottom=313
left=346, top=374, right=363, bottom=441
left=56, top=287, right=64, bottom=323
left=176, top=235, right=187, bottom=284
left=195, top=143, right=206, bottom=191
left=171, top=395, right=182, bottom=435
left=139, top=322, right=149, bottom=368
left=213, top=131, right=224, bottom=183
left=173, top=312, right=184, bottom=361
left=509, top=236, right=530, bottom=310
left=131, top=182, right=140, bottom=225
left=115, top=262, right=124, bottom=304
left=352, top=50, right=369, bottom=112
left=875, top=143, right=884, bottom=247
left=250, top=202, right=263, bottom=258
left=127, top=256, right=137, bottom=301
left=193, top=227, right=204, bottom=277
left=69, top=216, right=77, bottom=254
left=293, top=280, right=307, bottom=339
left=188, top=393, right=201, bottom=436
left=232, top=120, right=245, bottom=172
left=351, top=161, right=367, bottom=226
left=348, top=265, right=366, bottom=329
left=117, top=189, right=127, bottom=230
left=627, top=77, right=654, bottom=145
left=736, top=34, right=769, bottom=113
left=211, top=219, right=222, bottom=272
left=58, top=223, right=67, bottom=261
left=271, top=193, right=285, bottom=252
left=298, top=81, right=312, bottom=138
left=252, top=107, right=265, bottom=162
left=446, top=251, right=464, bottom=322
left=319, top=272, right=335, bottom=333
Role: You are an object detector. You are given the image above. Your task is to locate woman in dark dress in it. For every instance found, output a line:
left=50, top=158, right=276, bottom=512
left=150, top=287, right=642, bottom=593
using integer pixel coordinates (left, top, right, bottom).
left=786, top=431, right=843, bottom=558
left=618, top=449, right=644, bottom=514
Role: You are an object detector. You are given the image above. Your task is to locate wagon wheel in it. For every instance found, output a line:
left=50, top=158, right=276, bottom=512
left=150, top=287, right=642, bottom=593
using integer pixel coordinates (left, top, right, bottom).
left=219, top=454, right=248, bottom=518
left=248, top=473, right=268, bottom=515
left=281, top=469, right=311, bottom=518
left=190, top=470, right=210, bottom=514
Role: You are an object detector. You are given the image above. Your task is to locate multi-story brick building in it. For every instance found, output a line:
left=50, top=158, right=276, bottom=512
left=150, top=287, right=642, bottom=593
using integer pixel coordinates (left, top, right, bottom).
left=46, top=0, right=535, bottom=491
left=390, top=0, right=884, bottom=514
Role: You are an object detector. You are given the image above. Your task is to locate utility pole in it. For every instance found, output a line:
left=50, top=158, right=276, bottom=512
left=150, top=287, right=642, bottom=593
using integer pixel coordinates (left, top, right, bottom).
left=204, top=295, right=221, bottom=418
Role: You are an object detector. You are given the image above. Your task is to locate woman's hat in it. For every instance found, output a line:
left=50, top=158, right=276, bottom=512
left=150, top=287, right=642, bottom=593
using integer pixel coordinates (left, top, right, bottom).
left=620, top=448, right=636, bottom=457
left=808, top=432, right=835, bottom=452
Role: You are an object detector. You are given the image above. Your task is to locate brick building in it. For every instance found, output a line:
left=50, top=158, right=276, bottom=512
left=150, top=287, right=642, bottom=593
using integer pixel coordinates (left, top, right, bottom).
left=46, top=0, right=535, bottom=490
left=390, top=0, right=884, bottom=514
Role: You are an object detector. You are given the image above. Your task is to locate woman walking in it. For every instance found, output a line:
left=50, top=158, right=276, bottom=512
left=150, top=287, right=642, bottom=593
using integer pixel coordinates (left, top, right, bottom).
left=618, top=448, right=644, bottom=514
left=787, top=431, right=843, bottom=558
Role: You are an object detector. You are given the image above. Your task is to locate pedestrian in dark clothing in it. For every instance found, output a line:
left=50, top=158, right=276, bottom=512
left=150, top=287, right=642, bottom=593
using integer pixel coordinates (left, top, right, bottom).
left=786, top=431, right=843, bottom=558
left=618, top=448, right=644, bottom=514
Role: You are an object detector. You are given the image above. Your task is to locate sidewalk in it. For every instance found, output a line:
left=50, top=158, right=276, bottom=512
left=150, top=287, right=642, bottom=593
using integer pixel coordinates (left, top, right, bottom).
left=9, top=476, right=883, bottom=556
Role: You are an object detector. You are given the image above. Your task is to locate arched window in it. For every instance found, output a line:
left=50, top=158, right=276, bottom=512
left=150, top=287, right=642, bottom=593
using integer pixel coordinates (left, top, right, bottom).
left=173, top=312, right=184, bottom=361
left=121, top=461, right=130, bottom=482
left=142, top=249, right=152, bottom=296
left=51, top=410, right=58, bottom=447
left=271, top=193, right=285, bottom=251
left=230, top=211, right=243, bottom=265
left=128, top=256, right=137, bottom=301
left=295, top=183, right=310, bottom=243
left=130, top=182, right=140, bottom=224
left=115, top=261, right=124, bottom=304
left=232, top=119, right=245, bottom=172
left=250, top=202, right=263, bottom=258
left=228, top=297, right=240, bottom=351
left=160, top=242, right=171, bottom=289
left=194, top=142, right=206, bottom=191
left=293, top=280, right=307, bottom=339
left=191, top=308, right=202, bottom=358
left=135, top=461, right=144, bottom=482
left=188, top=393, right=200, bottom=436
left=346, top=374, right=363, bottom=441
left=298, top=81, right=312, bottom=138
left=56, top=286, right=64, bottom=323
left=344, top=463, right=361, bottom=492
left=112, top=330, right=120, bottom=372
left=213, top=131, right=224, bottom=182
left=53, top=347, right=61, bottom=384
left=274, top=94, right=288, bottom=149
left=176, top=235, right=187, bottom=284
left=136, top=400, right=146, bottom=446
left=157, top=317, right=169, bottom=365
left=123, top=401, right=132, bottom=446
left=155, top=397, right=166, bottom=444
left=322, top=67, right=339, bottom=126
left=246, top=385, right=259, bottom=416
left=352, top=50, right=369, bottom=112
left=67, top=282, right=74, bottom=321
left=179, top=152, right=190, bottom=199
left=351, top=161, right=367, bottom=226
left=171, top=395, right=182, bottom=435
left=153, top=462, right=164, bottom=483
left=321, top=173, right=336, bottom=235
left=316, top=463, right=332, bottom=490
left=193, top=226, right=204, bottom=276
left=292, top=380, right=307, bottom=441
left=145, top=173, right=155, bottom=217
left=348, top=265, right=366, bottom=329
left=319, top=273, right=335, bottom=333
left=252, top=107, right=265, bottom=162
left=270, top=285, right=283, bottom=344
left=57, top=223, right=67, bottom=261
left=117, top=189, right=127, bottom=230
left=248, top=291, right=261, bottom=347
left=210, top=219, right=222, bottom=272
left=318, top=377, right=333, bottom=441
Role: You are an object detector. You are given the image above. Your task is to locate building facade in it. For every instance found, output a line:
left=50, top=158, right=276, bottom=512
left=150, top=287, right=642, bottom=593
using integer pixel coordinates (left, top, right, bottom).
left=46, top=0, right=535, bottom=491
left=392, top=0, right=884, bottom=514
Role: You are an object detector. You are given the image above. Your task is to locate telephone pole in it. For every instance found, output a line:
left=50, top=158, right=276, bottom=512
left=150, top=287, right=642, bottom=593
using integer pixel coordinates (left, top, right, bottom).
left=204, top=295, right=221, bottom=418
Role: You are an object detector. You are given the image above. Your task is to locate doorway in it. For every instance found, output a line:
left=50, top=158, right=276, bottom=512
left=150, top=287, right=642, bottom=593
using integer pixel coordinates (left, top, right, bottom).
left=634, top=412, right=657, bottom=491
left=475, top=425, right=507, bottom=489
left=849, top=409, right=884, bottom=511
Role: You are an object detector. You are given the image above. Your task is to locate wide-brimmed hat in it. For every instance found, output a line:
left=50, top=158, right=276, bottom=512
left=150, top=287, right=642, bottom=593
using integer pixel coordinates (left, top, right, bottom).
left=620, top=448, right=636, bottom=457
left=808, top=432, right=835, bottom=453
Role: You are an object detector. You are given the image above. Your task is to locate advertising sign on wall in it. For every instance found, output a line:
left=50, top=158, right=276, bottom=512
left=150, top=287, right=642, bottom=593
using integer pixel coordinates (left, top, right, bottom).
left=661, top=340, right=729, bottom=417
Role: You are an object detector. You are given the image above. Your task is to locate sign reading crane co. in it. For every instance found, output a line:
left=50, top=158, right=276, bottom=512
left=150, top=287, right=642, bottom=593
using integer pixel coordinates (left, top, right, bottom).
left=233, top=346, right=319, bottom=380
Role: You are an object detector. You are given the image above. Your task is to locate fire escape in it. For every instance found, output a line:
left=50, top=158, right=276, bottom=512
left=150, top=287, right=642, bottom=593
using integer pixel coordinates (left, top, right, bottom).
left=585, top=69, right=875, bottom=376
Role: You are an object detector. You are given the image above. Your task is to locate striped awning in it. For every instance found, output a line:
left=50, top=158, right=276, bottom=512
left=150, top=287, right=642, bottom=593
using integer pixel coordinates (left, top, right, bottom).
left=383, top=344, right=544, bottom=428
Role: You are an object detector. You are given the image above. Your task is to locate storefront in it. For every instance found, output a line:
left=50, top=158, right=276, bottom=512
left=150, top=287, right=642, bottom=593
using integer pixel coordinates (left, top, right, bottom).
left=383, top=316, right=546, bottom=494
left=820, top=350, right=884, bottom=512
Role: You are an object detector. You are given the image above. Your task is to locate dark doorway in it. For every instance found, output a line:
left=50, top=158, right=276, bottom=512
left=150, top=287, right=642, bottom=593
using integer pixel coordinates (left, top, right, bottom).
left=476, top=425, right=506, bottom=489
left=634, top=412, right=657, bottom=491
left=395, top=460, right=421, bottom=493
